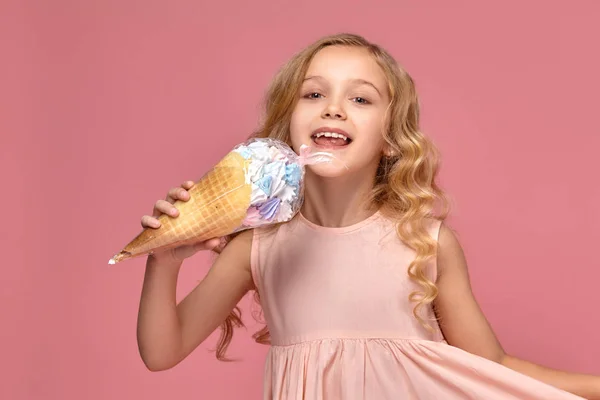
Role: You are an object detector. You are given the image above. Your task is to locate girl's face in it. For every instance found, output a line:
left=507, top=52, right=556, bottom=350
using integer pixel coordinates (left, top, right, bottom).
left=289, top=46, right=391, bottom=178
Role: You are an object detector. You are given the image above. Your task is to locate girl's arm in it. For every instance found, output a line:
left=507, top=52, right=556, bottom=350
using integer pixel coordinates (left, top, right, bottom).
left=433, top=223, right=600, bottom=399
left=136, top=229, right=254, bottom=371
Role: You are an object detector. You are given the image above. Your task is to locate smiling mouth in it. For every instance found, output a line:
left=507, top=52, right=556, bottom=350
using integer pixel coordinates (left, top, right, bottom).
left=311, top=131, right=353, bottom=147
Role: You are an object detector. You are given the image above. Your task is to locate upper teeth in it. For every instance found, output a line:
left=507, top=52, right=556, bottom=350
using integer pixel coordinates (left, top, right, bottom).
left=314, top=132, right=349, bottom=141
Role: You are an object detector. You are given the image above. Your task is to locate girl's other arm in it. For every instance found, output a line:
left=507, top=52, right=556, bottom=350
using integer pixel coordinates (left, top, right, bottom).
left=137, top=229, right=254, bottom=371
left=433, top=223, right=600, bottom=399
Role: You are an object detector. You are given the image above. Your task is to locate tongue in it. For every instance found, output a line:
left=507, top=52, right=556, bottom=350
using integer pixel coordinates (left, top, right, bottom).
left=314, top=136, right=348, bottom=146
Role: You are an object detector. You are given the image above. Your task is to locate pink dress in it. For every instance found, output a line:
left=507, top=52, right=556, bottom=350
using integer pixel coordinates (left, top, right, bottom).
left=250, top=211, right=584, bottom=399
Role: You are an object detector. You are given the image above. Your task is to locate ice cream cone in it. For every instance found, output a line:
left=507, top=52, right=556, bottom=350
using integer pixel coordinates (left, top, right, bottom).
left=109, top=151, right=252, bottom=264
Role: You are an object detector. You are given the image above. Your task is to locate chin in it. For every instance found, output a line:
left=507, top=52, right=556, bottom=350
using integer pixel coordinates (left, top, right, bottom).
left=305, top=162, right=353, bottom=179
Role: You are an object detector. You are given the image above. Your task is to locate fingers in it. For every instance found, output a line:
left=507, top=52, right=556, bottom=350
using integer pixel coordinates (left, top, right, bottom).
left=158, top=181, right=194, bottom=216
left=165, top=181, right=194, bottom=202
left=141, top=215, right=160, bottom=229
left=144, top=181, right=195, bottom=227
left=152, top=199, right=180, bottom=218
left=169, top=238, right=222, bottom=261
left=194, top=238, right=221, bottom=252
left=165, top=187, right=188, bottom=204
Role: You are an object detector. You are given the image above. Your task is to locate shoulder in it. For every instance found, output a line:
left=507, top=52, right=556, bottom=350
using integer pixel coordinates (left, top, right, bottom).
left=233, top=228, right=254, bottom=245
left=219, top=228, right=253, bottom=251
left=216, top=229, right=254, bottom=269
left=242, top=224, right=286, bottom=289
left=203, top=229, right=255, bottom=292
left=437, top=221, right=460, bottom=251
left=376, top=214, right=446, bottom=248
left=436, top=221, right=469, bottom=279
left=252, top=221, right=289, bottom=245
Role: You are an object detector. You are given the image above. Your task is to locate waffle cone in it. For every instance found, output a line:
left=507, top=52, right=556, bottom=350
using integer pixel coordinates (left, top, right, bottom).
left=109, top=151, right=252, bottom=264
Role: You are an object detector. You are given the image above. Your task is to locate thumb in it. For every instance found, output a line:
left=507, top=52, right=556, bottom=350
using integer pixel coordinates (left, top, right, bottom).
left=193, top=238, right=221, bottom=252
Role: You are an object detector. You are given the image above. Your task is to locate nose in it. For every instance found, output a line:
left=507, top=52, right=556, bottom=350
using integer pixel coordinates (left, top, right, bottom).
left=321, top=100, right=346, bottom=120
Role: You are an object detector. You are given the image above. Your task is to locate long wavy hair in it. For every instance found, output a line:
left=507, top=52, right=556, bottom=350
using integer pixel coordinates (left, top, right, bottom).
left=211, top=33, right=450, bottom=361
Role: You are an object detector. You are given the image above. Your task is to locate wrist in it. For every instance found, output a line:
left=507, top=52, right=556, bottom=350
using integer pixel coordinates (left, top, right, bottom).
left=146, top=252, right=184, bottom=271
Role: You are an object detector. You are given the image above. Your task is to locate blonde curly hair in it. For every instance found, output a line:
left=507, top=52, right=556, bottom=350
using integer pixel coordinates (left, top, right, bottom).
left=213, top=33, right=450, bottom=361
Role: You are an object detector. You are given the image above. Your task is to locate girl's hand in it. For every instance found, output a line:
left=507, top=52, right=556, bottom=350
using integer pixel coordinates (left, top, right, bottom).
left=140, top=180, right=221, bottom=264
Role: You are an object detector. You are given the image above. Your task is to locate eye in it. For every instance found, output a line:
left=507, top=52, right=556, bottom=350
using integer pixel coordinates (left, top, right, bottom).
left=304, top=92, right=323, bottom=99
left=352, top=97, right=370, bottom=104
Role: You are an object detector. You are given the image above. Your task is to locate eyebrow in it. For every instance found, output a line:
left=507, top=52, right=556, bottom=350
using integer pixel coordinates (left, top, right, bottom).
left=303, top=75, right=382, bottom=96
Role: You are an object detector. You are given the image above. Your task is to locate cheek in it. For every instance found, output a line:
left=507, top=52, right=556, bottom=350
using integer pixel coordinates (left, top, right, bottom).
left=359, top=111, right=384, bottom=130
left=288, top=114, right=301, bottom=149
left=289, top=108, right=311, bottom=150
left=356, top=114, right=386, bottom=143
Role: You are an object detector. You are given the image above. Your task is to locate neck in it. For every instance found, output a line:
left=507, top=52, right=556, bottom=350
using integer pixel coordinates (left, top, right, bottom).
left=300, top=168, right=378, bottom=228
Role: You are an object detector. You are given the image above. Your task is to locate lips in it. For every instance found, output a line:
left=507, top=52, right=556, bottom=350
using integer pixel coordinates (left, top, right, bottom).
left=311, top=127, right=352, bottom=141
left=310, top=127, right=353, bottom=148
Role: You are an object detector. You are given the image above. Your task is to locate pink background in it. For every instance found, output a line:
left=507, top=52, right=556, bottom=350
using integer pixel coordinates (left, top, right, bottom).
left=2, top=1, right=599, bottom=399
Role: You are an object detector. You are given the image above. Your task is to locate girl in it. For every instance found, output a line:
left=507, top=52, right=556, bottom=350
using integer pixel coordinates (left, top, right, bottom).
left=136, top=34, right=600, bottom=399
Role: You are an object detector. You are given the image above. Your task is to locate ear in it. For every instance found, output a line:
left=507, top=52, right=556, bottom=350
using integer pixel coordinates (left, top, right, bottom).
left=382, top=145, right=395, bottom=157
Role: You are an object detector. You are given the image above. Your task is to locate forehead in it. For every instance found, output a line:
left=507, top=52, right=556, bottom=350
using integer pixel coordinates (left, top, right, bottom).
left=305, top=46, right=387, bottom=90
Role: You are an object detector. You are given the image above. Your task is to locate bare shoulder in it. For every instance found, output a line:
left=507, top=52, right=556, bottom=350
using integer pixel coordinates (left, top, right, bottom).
left=193, top=229, right=256, bottom=293
left=214, top=229, right=254, bottom=274
left=432, top=222, right=505, bottom=360
left=227, top=228, right=254, bottom=248
left=436, top=221, right=470, bottom=279
left=437, top=222, right=461, bottom=251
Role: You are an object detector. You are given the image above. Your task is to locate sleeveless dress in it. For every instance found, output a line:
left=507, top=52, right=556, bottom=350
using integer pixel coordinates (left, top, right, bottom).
left=250, top=211, right=584, bottom=399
